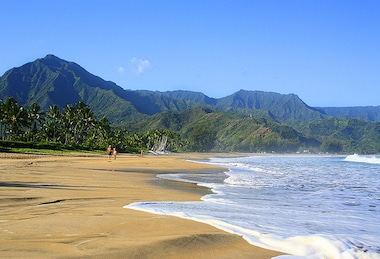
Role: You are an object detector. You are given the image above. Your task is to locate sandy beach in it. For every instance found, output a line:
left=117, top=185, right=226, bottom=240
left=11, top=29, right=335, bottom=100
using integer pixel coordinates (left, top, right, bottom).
left=0, top=152, right=283, bottom=258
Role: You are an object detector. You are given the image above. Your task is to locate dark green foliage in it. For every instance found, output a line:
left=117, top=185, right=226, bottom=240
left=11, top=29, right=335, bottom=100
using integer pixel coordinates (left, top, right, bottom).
left=130, top=109, right=317, bottom=153
left=0, top=140, right=69, bottom=151
left=0, top=97, right=31, bottom=138
left=320, top=140, right=343, bottom=153
left=188, top=124, right=217, bottom=152
left=0, top=98, right=110, bottom=149
left=299, top=118, right=380, bottom=153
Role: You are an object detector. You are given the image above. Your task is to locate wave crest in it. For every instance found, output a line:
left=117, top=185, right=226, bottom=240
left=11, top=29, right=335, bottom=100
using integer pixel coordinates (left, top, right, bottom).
left=344, top=154, right=380, bottom=164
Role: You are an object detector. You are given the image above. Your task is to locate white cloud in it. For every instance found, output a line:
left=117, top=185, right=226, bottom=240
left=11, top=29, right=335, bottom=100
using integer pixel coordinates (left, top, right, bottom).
left=117, top=66, right=125, bottom=73
left=130, top=57, right=151, bottom=76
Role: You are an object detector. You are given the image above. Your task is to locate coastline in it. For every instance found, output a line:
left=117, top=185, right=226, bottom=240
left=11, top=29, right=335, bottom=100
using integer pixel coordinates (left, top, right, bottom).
left=0, top=152, right=283, bottom=258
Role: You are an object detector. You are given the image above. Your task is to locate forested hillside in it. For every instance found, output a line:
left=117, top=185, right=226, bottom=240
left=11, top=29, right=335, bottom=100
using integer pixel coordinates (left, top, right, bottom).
left=129, top=108, right=321, bottom=153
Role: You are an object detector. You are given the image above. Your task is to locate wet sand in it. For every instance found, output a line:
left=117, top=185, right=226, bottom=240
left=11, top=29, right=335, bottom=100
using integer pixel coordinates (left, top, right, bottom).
left=0, top=152, right=283, bottom=258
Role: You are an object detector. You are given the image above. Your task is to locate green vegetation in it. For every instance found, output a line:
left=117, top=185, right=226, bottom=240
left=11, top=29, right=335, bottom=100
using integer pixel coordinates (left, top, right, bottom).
left=2, top=96, right=378, bottom=154
left=127, top=108, right=380, bottom=154
left=129, top=108, right=317, bottom=153
left=0, top=97, right=182, bottom=153
left=303, top=118, right=380, bottom=154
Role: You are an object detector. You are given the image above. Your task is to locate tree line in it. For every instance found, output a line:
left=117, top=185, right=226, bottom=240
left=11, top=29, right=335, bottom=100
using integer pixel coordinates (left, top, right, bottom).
left=2, top=97, right=376, bottom=154
left=0, top=97, right=183, bottom=152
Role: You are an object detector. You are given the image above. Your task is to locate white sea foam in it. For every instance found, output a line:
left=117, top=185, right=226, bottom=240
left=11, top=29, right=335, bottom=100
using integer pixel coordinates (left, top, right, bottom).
left=126, top=201, right=377, bottom=258
left=344, top=154, right=380, bottom=164
left=125, top=155, right=380, bottom=258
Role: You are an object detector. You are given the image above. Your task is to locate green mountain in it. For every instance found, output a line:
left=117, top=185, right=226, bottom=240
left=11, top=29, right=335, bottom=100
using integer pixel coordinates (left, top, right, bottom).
left=0, top=55, right=332, bottom=124
left=2, top=55, right=379, bottom=125
left=0, top=55, right=145, bottom=124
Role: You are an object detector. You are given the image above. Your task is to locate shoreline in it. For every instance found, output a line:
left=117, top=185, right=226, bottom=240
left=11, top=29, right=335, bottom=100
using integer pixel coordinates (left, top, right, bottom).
left=0, top=152, right=284, bottom=258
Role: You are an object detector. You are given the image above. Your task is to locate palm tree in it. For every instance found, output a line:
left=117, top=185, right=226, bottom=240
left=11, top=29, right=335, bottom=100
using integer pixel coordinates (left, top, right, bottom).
left=27, top=102, right=45, bottom=140
left=46, top=104, right=61, bottom=142
left=74, top=101, right=96, bottom=144
left=0, top=99, right=5, bottom=139
left=0, top=97, right=30, bottom=139
left=62, top=104, right=76, bottom=145
left=90, top=117, right=111, bottom=147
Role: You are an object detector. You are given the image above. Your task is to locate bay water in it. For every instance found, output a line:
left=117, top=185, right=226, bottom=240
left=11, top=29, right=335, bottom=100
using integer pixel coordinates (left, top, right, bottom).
left=126, top=154, right=380, bottom=258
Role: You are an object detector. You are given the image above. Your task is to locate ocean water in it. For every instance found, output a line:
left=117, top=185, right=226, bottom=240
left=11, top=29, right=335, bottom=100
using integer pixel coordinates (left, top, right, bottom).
left=125, top=154, right=380, bottom=258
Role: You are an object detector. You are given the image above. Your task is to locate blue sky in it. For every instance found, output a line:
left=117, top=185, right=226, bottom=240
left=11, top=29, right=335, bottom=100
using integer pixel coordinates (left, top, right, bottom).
left=1, top=0, right=379, bottom=107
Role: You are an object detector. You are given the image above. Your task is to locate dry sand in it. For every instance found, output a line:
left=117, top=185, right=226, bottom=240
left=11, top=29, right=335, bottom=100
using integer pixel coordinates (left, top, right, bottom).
left=0, top=152, right=283, bottom=258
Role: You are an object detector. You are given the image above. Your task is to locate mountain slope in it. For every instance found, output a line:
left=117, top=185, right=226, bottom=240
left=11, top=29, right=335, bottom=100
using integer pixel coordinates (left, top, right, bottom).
left=0, top=55, right=146, bottom=123
left=131, top=108, right=316, bottom=152
left=147, top=90, right=218, bottom=105
left=320, top=106, right=380, bottom=122
left=216, top=90, right=327, bottom=121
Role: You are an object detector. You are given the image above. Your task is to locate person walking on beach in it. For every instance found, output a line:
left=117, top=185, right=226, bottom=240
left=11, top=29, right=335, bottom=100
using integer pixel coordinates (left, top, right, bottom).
left=107, top=145, right=112, bottom=160
left=113, top=147, right=118, bottom=160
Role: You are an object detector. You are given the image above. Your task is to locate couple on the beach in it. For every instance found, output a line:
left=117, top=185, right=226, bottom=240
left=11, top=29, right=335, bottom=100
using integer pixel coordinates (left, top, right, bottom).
left=107, top=145, right=117, bottom=160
